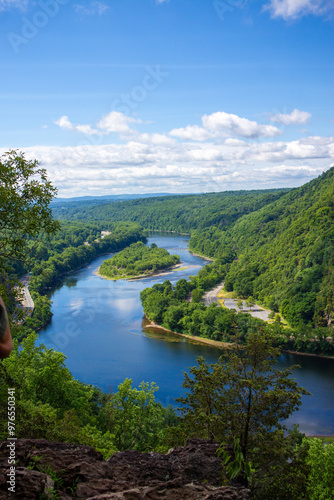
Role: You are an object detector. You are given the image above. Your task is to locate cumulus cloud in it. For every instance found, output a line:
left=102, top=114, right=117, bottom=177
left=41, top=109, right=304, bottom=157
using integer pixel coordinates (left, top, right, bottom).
left=169, top=111, right=282, bottom=142
left=54, top=116, right=98, bottom=136
left=6, top=134, right=332, bottom=197
left=270, top=109, right=311, bottom=125
left=264, top=0, right=333, bottom=20
left=55, top=111, right=142, bottom=136
left=74, top=1, right=110, bottom=16
left=97, top=111, right=141, bottom=134
left=202, top=111, right=282, bottom=138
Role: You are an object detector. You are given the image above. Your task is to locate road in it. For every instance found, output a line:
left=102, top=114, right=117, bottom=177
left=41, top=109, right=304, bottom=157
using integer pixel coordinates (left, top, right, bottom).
left=203, top=282, right=225, bottom=306
left=19, top=273, right=34, bottom=312
left=203, top=282, right=271, bottom=321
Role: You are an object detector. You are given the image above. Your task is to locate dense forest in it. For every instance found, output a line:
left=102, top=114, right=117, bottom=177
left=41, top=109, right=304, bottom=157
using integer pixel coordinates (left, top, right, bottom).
left=52, top=189, right=289, bottom=232
left=189, top=167, right=334, bottom=330
left=99, top=241, right=180, bottom=279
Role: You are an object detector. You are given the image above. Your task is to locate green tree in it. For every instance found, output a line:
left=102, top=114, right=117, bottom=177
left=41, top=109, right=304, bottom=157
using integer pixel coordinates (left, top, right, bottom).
left=177, top=332, right=310, bottom=493
left=0, top=150, right=60, bottom=267
left=305, top=438, right=334, bottom=500
left=100, top=378, right=166, bottom=452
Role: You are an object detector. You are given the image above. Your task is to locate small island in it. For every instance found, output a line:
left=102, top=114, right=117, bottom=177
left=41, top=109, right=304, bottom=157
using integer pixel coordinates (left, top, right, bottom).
left=98, top=241, right=181, bottom=280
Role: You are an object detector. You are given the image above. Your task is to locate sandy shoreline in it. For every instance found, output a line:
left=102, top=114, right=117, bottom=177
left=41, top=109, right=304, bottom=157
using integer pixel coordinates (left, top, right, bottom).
left=144, top=315, right=232, bottom=349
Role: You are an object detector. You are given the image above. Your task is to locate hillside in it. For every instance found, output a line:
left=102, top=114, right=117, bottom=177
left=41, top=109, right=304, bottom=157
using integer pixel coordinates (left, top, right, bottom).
left=52, top=189, right=289, bottom=233
left=190, top=167, right=334, bottom=328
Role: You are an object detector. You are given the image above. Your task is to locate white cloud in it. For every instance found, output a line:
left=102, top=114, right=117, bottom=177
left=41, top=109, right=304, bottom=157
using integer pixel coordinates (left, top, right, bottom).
left=97, top=111, right=141, bottom=134
left=202, top=111, right=282, bottom=138
left=170, top=125, right=214, bottom=142
left=55, top=111, right=142, bottom=136
left=54, top=116, right=98, bottom=136
left=169, top=111, right=282, bottom=142
left=0, top=0, right=27, bottom=11
left=74, top=1, right=110, bottom=16
left=264, top=0, right=333, bottom=20
left=270, top=109, right=311, bottom=125
left=6, top=134, right=332, bottom=197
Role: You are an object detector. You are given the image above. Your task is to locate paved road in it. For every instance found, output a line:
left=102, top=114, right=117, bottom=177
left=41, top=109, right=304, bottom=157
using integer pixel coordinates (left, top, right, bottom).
left=203, top=282, right=225, bottom=306
left=203, top=283, right=271, bottom=321
left=223, top=298, right=271, bottom=321
left=19, top=273, right=34, bottom=312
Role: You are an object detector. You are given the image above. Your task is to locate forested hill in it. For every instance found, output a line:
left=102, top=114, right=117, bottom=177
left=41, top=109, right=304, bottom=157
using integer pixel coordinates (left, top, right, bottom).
left=53, top=168, right=334, bottom=329
left=52, top=189, right=289, bottom=233
left=190, top=167, right=334, bottom=328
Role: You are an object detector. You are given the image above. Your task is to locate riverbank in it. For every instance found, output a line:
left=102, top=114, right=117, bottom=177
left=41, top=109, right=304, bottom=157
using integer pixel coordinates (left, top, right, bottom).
left=282, top=349, right=334, bottom=360
left=143, top=315, right=232, bottom=349
left=95, top=262, right=189, bottom=281
left=188, top=250, right=214, bottom=261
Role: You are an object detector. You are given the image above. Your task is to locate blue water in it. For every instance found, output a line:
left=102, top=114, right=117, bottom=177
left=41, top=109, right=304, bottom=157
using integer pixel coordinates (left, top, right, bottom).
left=37, top=234, right=334, bottom=435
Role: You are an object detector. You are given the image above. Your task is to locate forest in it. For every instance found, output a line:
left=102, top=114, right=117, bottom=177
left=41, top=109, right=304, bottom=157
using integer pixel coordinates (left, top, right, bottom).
left=99, top=241, right=180, bottom=279
left=55, top=166, right=334, bottom=352
left=1, top=152, right=334, bottom=499
left=52, top=188, right=289, bottom=232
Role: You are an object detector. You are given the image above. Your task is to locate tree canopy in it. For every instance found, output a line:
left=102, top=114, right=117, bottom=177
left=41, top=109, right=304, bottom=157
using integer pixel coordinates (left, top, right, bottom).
left=0, top=151, right=60, bottom=267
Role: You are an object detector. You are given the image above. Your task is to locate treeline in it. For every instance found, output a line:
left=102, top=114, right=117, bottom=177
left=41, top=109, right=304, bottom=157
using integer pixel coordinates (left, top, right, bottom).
left=53, top=189, right=288, bottom=233
left=11, top=221, right=116, bottom=277
left=99, top=241, right=180, bottom=279
left=29, top=222, right=146, bottom=294
left=189, top=167, right=334, bottom=330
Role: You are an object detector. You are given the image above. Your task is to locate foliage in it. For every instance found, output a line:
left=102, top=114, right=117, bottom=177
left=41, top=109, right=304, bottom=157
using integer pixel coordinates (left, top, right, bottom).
left=141, top=274, right=266, bottom=342
left=191, top=168, right=334, bottom=330
left=177, top=333, right=310, bottom=496
left=98, top=378, right=167, bottom=452
left=0, top=150, right=60, bottom=267
left=218, top=438, right=252, bottom=483
left=99, top=241, right=180, bottom=279
left=0, top=334, right=178, bottom=458
left=29, top=222, right=146, bottom=295
left=52, top=189, right=288, bottom=233
left=305, top=437, right=334, bottom=500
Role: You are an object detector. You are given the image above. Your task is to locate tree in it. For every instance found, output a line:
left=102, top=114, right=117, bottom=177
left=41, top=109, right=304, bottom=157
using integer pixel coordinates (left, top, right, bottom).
left=99, top=378, right=165, bottom=452
left=177, top=332, right=310, bottom=492
left=246, top=296, right=255, bottom=310
left=0, top=150, right=60, bottom=268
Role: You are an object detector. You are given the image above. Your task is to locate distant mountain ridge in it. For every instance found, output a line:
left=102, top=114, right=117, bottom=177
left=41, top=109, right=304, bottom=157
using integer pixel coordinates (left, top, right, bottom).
left=52, top=193, right=182, bottom=204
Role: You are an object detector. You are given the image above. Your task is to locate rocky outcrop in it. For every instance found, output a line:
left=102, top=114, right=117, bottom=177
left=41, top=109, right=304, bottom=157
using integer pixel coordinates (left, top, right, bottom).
left=0, top=438, right=252, bottom=499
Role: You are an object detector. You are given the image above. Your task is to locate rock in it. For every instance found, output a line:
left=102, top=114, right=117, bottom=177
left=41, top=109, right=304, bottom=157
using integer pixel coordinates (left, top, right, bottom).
left=0, top=438, right=252, bottom=499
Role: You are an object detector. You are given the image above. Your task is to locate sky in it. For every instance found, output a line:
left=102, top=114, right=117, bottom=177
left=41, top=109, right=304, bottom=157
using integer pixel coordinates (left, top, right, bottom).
left=0, top=0, right=333, bottom=197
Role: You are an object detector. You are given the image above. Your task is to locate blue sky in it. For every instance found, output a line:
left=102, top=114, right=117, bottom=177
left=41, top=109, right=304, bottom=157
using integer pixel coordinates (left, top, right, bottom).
left=0, top=0, right=333, bottom=196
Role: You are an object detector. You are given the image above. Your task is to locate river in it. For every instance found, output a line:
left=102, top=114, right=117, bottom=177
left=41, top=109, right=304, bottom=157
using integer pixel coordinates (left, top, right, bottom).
left=37, top=233, right=334, bottom=436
